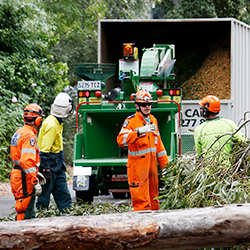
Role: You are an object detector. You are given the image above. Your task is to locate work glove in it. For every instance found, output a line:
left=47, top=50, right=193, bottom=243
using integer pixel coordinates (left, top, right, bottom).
left=34, top=183, right=42, bottom=196
left=37, top=172, right=46, bottom=185
left=42, top=169, right=52, bottom=184
left=137, top=124, right=157, bottom=136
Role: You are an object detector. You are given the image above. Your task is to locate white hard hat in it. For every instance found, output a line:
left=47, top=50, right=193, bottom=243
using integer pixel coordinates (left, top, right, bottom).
left=51, top=92, right=73, bottom=118
left=53, top=92, right=72, bottom=107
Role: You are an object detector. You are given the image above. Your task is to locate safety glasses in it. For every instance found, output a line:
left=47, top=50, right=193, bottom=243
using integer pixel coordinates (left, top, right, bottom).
left=139, top=103, right=152, bottom=107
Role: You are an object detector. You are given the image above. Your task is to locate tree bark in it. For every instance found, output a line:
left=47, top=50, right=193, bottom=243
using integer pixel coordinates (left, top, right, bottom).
left=1, top=204, right=250, bottom=249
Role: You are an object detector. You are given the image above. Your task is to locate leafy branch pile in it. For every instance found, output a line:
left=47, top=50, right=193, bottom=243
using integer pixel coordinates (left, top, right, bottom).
left=36, top=201, right=132, bottom=218
left=159, top=136, right=250, bottom=210
left=0, top=201, right=132, bottom=222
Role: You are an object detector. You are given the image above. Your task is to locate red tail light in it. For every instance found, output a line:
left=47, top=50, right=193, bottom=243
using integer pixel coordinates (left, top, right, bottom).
left=169, top=89, right=180, bottom=96
left=78, top=91, right=90, bottom=98
left=156, top=89, right=163, bottom=96
left=169, top=89, right=176, bottom=96
left=95, top=91, right=102, bottom=97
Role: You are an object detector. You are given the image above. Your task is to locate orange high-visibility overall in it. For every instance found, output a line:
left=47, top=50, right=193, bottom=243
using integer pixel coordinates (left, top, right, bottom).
left=117, top=112, right=168, bottom=211
left=10, top=124, right=39, bottom=220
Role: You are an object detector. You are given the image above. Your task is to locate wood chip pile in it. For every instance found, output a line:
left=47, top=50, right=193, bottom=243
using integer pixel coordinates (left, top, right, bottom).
left=177, top=39, right=231, bottom=100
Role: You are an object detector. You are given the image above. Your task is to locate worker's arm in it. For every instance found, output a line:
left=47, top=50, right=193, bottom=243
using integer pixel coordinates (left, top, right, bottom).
left=155, top=125, right=169, bottom=169
left=194, top=128, right=202, bottom=155
left=19, top=133, right=38, bottom=185
left=227, top=120, right=246, bottom=142
left=117, top=119, right=139, bottom=147
left=37, top=123, right=57, bottom=183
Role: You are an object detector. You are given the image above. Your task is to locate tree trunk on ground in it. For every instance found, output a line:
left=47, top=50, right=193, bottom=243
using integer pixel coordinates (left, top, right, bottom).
left=1, top=204, right=250, bottom=249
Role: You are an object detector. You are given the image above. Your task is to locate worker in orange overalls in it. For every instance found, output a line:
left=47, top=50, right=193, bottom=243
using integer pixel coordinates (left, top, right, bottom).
left=117, top=90, right=169, bottom=211
left=10, top=103, right=46, bottom=220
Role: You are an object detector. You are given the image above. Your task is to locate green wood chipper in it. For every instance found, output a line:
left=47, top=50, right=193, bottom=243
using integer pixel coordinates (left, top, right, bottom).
left=72, top=43, right=182, bottom=202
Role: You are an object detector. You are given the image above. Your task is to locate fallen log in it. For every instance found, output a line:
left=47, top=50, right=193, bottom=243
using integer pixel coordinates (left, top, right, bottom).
left=1, top=204, right=250, bottom=249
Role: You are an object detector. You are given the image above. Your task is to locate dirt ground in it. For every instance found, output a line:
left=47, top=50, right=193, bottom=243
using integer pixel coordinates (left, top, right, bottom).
left=0, top=182, right=12, bottom=196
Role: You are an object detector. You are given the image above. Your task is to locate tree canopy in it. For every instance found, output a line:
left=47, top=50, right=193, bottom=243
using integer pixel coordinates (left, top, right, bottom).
left=152, top=0, right=250, bottom=24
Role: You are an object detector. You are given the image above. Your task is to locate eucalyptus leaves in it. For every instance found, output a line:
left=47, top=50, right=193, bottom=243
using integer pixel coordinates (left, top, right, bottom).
left=159, top=138, right=250, bottom=210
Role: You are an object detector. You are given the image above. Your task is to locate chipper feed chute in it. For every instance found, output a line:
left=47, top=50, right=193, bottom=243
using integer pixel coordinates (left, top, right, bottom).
left=157, top=49, right=176, bottom=79
left=74, top=63, right=116, bottom=81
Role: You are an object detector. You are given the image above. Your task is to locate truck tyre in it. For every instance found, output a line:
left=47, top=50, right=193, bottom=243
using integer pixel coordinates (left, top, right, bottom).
left=76, top=191, right=94, bottom=203
left=112, top=192, right=126, bottom=199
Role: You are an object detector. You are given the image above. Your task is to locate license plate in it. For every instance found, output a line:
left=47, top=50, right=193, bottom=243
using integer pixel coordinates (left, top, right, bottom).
left=78, top=81, right=101, bottom=90
left=73, top=166, right=92, bottom=176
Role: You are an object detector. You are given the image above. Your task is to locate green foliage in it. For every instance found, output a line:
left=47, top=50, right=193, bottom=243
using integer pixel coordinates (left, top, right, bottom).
left=152, top=0, right=217, bottom=19
left=213, top=0, right=250, bottom=22
left=0, top=0, right=70, bottom=180
left=159, top=140, right=250, bottom=210
left=0, top=200, right=132, bottom=221
left=0, top=87, right=31, bottom=181
left=152, top=0, right=250, bottom=25
left=0, top=0, right=69, bottom=113
left=36, top=200, right=132, bottom=218
left=41, top=0, right=148, bottom=86
left=103, top=0, right=147, bottom=19
left=0, top=210, right=16, bottom=222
